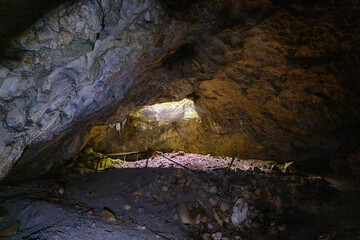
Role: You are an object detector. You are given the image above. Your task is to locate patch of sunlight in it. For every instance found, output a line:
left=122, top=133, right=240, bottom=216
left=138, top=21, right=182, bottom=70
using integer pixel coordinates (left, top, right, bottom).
left=132, top=98, right=200, bottom=125
left=67, top=147, right=127, bottom=172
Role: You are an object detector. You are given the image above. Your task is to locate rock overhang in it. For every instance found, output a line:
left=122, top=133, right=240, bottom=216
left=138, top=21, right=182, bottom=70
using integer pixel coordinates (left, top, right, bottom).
left=0, top=0, right=360, bottom=180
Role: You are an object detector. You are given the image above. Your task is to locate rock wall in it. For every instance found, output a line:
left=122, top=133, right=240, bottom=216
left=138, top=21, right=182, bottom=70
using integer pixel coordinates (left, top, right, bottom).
left=0, top=0, right=175, bottom=179
left=1, top=0, right=360, bottom=179
left=88, top=0, right=360, bottom=167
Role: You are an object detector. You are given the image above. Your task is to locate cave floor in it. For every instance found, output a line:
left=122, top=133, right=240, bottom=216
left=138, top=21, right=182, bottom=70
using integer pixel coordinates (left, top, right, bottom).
left=0, top=153, right=360, bottom=240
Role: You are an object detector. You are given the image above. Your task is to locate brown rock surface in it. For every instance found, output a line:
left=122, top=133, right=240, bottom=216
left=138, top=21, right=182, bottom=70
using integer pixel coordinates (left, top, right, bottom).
left=85, top=0, right=360, bottom=174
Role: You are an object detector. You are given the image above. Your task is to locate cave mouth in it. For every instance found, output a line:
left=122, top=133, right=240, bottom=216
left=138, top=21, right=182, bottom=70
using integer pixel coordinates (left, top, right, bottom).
left=86, top=98, right=203, bottom=156
left=2, top=99, right=359, bottom=239
left=1, top=0, right=360, bottom=238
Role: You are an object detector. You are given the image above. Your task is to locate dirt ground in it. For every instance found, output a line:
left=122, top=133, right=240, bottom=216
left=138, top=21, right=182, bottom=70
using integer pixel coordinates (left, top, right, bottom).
left=0, top=152, right=360, bottom=240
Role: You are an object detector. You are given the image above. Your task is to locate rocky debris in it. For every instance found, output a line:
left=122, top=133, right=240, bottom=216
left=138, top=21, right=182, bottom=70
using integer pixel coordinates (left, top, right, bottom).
left=0, top=153, right=359, bottom=239
left=231, top=198, right=248, bottom=227
left=117, top=151, right=297, bottom=174
left=101, top=208, right=116, bottom=222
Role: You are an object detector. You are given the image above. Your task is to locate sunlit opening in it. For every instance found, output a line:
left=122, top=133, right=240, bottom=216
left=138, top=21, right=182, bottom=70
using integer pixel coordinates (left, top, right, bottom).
left=131, top=98, right=200, bottom=125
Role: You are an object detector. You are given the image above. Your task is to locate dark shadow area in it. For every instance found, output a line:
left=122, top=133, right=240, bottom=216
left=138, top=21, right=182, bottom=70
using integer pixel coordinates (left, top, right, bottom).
left=162, top=43, right=196, bottom=70
left=0, top=167, right=359, bottom=239
left=0, top=0, right=76, bottom=60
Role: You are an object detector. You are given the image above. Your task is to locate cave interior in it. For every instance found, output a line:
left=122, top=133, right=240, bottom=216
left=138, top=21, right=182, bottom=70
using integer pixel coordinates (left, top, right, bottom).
left=0, top=0, right=360, bottom=239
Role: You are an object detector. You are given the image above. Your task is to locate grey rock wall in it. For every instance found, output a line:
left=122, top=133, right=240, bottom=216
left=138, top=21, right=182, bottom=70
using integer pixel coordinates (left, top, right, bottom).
left=0, top=0, right=171, bottom=179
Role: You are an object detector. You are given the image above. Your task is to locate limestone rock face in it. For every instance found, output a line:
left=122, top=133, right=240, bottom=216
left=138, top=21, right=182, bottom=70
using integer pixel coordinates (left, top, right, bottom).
left=0, top=0, right=172, bottom=179
left=1, top=0, right=360, bottom=179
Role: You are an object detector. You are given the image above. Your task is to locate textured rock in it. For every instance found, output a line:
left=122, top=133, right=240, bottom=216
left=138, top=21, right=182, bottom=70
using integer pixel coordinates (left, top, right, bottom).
left=1, top=0, right=360, bottom=179
left=0, top=0, right=173, bottom=179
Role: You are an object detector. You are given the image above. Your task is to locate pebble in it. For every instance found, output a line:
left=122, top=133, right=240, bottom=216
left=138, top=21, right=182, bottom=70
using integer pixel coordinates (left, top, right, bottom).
left=178, top=151, right=185, bottom=156
left=209, top=186, right=217, bottom=194
left=198, top=189, right=208, bottom=198
left=123, top=205, right=131, bottom=211
left=87, top=208, right=94, bottom=215
left=101, top=209, right=116, bottom=222
left=134, top=195, right=141, bottom=202
left=213, top=210, right=223, bottom=226
left=212, top=231, right=222, bottom=240
left=220, top=202, right=229, bottom=212
left=58, top=187, right=65, bottom=195
left=202, top=183, right=210, bottom=192
left=144, top=11, right=151, bottom=22
left=209, top=198, right=218, bottom=206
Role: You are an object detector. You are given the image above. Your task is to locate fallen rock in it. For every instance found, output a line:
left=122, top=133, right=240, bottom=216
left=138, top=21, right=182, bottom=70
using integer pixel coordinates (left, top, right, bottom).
left=231, top=198, right=248, bottom=227
left=101, top=208, right=116, bottom=222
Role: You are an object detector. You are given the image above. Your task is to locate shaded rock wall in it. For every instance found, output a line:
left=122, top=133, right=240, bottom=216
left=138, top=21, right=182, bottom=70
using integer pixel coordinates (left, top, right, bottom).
left=88, top=0, right=360, bottom=170
left=1, top=0, right=360, bottom=179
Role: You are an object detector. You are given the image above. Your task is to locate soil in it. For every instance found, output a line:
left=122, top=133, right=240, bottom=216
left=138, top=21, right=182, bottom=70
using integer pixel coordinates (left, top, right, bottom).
left=0, top=152, right=359, bottom=240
